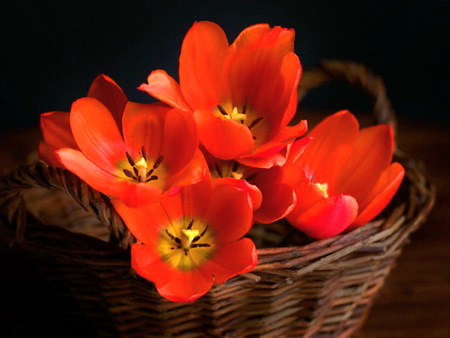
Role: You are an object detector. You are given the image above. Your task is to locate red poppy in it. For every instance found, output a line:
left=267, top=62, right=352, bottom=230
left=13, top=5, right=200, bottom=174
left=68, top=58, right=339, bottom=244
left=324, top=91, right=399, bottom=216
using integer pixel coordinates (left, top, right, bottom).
left=111, top=179, right=258, bottom=302
left=55, top=97, right=208, bottom=206
left=283, top=111, right=405, bottom=239
left=139, top=21, right=307, bottom=168
left=39, top=74, right=128, bottom=167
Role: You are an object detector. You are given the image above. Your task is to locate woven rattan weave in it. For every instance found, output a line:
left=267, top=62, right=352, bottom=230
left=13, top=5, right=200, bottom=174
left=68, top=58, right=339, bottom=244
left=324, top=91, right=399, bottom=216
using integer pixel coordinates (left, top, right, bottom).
left=0, top=60, right=435, bottom=337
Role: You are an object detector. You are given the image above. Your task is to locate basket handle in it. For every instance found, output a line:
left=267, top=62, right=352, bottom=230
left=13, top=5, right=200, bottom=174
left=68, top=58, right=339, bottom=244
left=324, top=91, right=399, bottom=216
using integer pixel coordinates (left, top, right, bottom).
left=298, top=59, right=397, bottom=139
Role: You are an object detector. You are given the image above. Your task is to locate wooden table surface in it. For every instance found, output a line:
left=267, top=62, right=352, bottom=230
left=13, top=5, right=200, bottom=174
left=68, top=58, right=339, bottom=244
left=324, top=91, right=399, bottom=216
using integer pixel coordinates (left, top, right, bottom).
left=0, top=112, right=448, bottom=337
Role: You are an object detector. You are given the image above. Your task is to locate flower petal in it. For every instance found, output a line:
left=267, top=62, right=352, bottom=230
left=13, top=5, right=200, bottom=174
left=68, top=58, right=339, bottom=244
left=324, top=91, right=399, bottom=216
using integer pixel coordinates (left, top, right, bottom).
left=87, top=74, right=128, bottom=131
left=287, top=185, right=358, bottom=239
left=139, top=70, right=191, bottom=111
left=202, top=238, right=257, bottom=284
left=194, top=109, right=254, bottom=160
left=111, top=198, right=169, bottom=244
left=166, top=149, right=210, bottom=189
left=224, top=27, right=297, bottom=126
left=179, top=21, right=229, bottom=110
left=298, top=110, right=359, bottom=183
left=350, top=162, right=405, bottom=228
left=238, top=120, right=308, bottom=168
left=56, top=148, right=160, bottom=206
left=131, top=243, right=214, bottom=302
left=70, top=97, right=127, bottom=173
left=252, top=166, right=296, bottom=224
left=332, top=124, right=394, bottom=201
left=38, top=141, right=63, bottom=167
left=40, top=111, right=77, bottom=149
left=212, top=177, right=262, bottom=211
left=203, top=182, right=254, bottom=242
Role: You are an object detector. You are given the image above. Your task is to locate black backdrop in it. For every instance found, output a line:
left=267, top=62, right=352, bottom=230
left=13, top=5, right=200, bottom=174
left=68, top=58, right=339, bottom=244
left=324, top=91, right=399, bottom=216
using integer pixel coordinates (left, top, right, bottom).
left=1, top=0, right=448, bottom=132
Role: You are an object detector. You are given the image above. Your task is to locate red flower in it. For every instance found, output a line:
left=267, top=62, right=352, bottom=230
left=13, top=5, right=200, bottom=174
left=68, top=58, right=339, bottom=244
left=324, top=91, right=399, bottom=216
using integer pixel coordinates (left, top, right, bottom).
left=39, top=74, right=127, bottom=167
left=112, top=180, right=258, bottom=302
left=139, top=21, right=307, bottom=168
left=283, top=111, right=405, bottom=239
left=55, top=97, right=208, bottom=206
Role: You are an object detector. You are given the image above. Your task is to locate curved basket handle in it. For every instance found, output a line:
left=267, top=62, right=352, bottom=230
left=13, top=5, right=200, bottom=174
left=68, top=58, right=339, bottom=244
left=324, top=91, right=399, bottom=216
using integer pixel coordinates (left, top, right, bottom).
left=298, top=60, right=397, bottom=141
left=0, top=161, right=132, bottom=248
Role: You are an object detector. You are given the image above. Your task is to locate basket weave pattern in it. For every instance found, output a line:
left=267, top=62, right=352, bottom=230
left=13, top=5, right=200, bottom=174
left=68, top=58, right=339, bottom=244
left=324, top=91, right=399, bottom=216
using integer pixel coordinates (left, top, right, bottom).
left=0, top=61, right=435, bottom=337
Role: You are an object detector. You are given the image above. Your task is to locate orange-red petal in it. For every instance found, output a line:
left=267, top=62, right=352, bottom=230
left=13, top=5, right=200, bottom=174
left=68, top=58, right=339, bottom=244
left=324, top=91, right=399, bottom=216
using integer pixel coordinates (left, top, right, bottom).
left=332, top=124, right=394, bottom=201
left=202, top=238, right=257, bottom=284
left=179, top=21, right=229, bottom=110
left=194, top=109, right=255, bottom=159
left=298, top=111, right=359, bottom=182
left=38, top=141, right=63, bottom=168
left=111, top=197, right=169, bottom=244
left=131, top=243, right=214, bottom=302
left=203, top=183, right=254, bottom=242
left=56, top=148, right=161, bottom=206
left=40, top=111, right=77, bottom=149
left=70, top=97, right=127, bottom=173
left=223, top=27, right=297, bottom=126
left=139, top=70, right=191, bottom=111
left=350, top=162, right=405, bottom=228
left=252, top=166, right=296, bottom=224
left=87, top=74, right=127, bottom=131
left=287, top=183, right=358, bottom=239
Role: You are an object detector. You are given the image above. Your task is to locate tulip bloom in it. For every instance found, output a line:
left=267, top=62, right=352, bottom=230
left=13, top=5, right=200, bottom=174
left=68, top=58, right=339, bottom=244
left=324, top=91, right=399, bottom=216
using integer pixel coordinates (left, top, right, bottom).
left=284, top=111, right=405, bottom=239
left=39, top=74, right=128, bottom=167
left=139, top=21, right=307, bottom=168
left=55, top=97, right=208, bottom=206
left=203, top=148, right=296, bottom=224
left=112, top=180, right=258, bottom=302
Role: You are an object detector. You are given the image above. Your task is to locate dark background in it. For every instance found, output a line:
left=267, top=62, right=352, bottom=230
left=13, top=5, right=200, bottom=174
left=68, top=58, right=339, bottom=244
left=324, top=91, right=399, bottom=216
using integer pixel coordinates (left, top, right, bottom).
left=0, top=0, right=448, bottom=135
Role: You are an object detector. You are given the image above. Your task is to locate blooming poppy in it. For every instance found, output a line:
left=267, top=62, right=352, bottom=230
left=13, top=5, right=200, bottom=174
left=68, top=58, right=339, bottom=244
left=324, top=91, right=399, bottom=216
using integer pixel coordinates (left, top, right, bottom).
left=55, top=97, right=208, bottom=206
left=283, top=111, right=405, bottom=239
left=139, top=21, right=307, bottom=168
left=111, top=179, right=258, bottom=302
left=39, top=74, right=128, bottom=167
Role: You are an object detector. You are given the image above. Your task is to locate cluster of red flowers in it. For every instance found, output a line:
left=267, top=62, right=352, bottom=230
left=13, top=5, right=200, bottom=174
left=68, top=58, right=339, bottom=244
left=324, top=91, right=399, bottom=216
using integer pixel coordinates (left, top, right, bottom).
left=39, top=22, right=405, bottom=302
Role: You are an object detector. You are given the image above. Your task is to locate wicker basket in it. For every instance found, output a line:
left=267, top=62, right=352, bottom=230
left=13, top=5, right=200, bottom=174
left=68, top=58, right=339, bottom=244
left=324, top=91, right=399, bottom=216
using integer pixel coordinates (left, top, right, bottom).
left=0, top=60, right=435, bottom=337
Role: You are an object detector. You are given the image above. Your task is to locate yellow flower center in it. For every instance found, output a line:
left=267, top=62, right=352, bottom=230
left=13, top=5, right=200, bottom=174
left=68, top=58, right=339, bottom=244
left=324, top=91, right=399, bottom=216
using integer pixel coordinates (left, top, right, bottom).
left=316, top=182, right=329, bottom=198
left=117, top=146, right=166, bottom=187
left=159, top=219, right=215, bottom=271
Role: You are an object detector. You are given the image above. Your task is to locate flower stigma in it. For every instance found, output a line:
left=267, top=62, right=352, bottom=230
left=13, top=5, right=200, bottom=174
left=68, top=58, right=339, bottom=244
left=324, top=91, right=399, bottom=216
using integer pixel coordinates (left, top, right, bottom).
left=160, top=219, right=214, bottom=270
left=316, top=182, right=329, bottom=198
left=121, top=147, right=163, bottom=183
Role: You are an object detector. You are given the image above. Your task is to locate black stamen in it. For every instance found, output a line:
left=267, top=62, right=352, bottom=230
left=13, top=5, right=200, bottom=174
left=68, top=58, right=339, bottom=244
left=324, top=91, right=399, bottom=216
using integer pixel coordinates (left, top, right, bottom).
left=191, top=243, right=211, bottom=248
left=137, top=176, right=142, bottom=183
left=141, top=146, right=147, bottom=160
left=200, top=225, right=209, bottom=238
left=232, top=161, right=240, bottom=173
left=215, top=163, right=223, bottom=178
left=165, top=229, right=181, bottom=244
left=187, top=220, right=194, bottom=230
left=252, top=136, right=257, bottom=140
left=153, top=156, right=163, bottom=169
left=123, top=169, right=133, bottom=178
left=246, top=173, right=258, bottom=182
left=146, top=168, right=155, bottom=177
left=126, top=152, right=135, bottom=166
left=133, top=167, right=139, bottom=176
left=242, top=105, right=247, bottom=115
left=217, top=105, right=228, bottom=116
left=192, top=236, right=201, bottom=243
left=183, top=249, right=189, bottom=256
left=249, top=117, right=264, bottom=129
